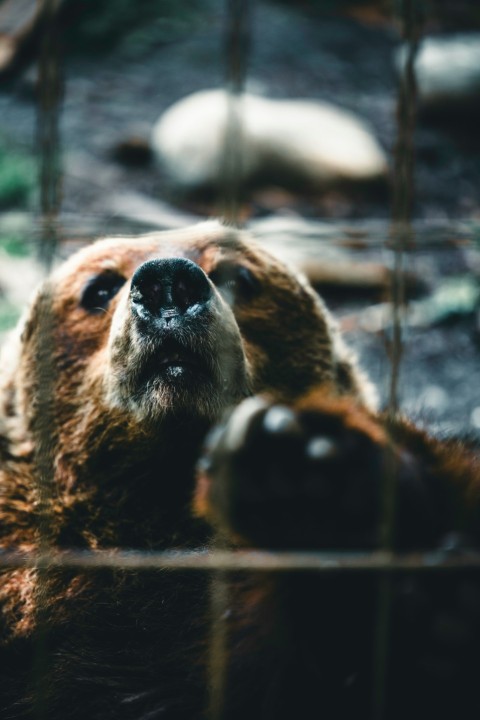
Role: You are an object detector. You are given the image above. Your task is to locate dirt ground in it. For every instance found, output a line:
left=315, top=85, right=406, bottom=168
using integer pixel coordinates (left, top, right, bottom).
left=0, top=0, right=479, bottom=435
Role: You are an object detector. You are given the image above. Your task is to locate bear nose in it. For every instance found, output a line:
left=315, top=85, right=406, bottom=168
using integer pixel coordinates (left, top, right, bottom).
left=130, top=258, right=212, bottom=319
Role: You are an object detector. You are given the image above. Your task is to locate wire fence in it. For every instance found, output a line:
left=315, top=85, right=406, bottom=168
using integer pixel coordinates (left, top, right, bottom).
left=1, top=0, right=479, bottom=719
left=3, top=547, right=480, bottom=573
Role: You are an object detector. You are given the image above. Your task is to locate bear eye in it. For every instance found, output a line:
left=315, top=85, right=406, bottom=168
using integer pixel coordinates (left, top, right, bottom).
left=80, top=272, right=126, bottom=313
left=209, top=263, right=260, bottom=304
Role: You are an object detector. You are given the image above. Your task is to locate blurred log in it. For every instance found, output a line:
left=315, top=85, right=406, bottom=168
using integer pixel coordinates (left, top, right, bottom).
left=0, top=0, right=66, bottom=81
left=0, top=0, right=39, bottom=79
left=300, top=258, right=389, bottom=291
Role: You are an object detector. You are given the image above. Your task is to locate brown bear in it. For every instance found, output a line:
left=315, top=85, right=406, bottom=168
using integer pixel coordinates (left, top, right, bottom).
left=0, top=221, right=478, bottom=720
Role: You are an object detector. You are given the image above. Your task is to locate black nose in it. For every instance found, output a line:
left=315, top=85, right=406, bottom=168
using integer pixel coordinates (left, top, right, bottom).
left=130, top=258, right=212, bottom=320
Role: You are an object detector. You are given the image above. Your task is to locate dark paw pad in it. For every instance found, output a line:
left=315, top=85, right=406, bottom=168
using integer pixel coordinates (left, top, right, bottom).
left=202, top=398, right=383, bottom=548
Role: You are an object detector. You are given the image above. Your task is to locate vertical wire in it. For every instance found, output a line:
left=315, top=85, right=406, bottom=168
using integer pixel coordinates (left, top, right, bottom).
left=220, top=0, right=252, bottom=226
left=208, top=3, right=253, bottom=719
left=207, top=565, right=230, bottom=720
left=372, top=2, right=420, bottom=718
left=37, top=0, right=63, bottom=269
left=388, top=0, right=419, bottom=419
left=31, top=285, right=58, bottom=720
left=32, top=1, right=63, bottom=715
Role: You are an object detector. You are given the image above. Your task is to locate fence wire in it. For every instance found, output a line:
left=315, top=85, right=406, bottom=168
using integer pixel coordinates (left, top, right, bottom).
left=209, top=4, right=254, bottom=715
left=37, top=0, right=63, bottom=268
left=2, top=548, right=480, bottom=573
left=372, top=2, right=422, bottom=718
left=32, top=1, right=65, bottom=717
left=220, top=0, right=252, bottom=225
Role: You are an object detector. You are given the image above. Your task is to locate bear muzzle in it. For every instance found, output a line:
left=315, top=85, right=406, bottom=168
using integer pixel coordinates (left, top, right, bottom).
left=130, top=258, right=213, bottom=330
left=105, top=256, right=249, bottom=419
left=127, top=257, right=221, bottom=380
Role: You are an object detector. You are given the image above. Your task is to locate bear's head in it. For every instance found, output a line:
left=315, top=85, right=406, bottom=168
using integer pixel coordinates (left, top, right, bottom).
left=0, top=222, right=370, bottom=548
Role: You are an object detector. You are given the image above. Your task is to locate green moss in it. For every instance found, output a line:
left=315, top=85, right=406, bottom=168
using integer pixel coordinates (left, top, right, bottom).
left=0, top=213, right=32, bottom=257
left=0, top=233, right=30, bottom=257
left=0, top=146, right=35, bottom=210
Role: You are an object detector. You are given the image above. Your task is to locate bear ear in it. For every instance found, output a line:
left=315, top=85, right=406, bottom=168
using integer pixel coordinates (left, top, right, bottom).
left=19, top=283, right=52, bottom=346
left=19, top=310, right=36, bottom=346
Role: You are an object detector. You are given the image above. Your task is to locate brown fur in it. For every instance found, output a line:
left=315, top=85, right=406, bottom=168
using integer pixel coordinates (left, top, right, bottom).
left=0, top=222, right=369, bottom=645
left=0, top=221, right=478, bottom=720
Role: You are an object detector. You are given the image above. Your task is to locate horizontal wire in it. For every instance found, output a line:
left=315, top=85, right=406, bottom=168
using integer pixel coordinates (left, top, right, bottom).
left=0, top=548, right=479, bottom=573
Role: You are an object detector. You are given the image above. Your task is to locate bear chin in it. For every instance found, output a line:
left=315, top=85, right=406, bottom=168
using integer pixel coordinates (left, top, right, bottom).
left=108, top=370, right=247, bottom=423
left=105, top=338, right=251, bottom=423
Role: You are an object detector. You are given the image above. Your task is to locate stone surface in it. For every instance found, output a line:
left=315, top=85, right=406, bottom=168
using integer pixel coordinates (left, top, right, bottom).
left=398, top=34, right=480, bottom=113
left=151, top=89, right=388, bottom=193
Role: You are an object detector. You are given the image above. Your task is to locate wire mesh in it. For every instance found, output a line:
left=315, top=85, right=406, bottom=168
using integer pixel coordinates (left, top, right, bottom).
left=31, top=1, right=65, bottom=717
left=372, top=2, right=422, bottom=718
left=37, top=0, right=63, bottom=268
left=0, top=0, right=476, bottom=719
left=2, top=548, right=480, bottom=573
left=220, top=0, right=252, bottom=225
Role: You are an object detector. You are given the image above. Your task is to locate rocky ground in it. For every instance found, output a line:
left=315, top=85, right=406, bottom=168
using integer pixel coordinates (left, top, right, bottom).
left=0, top=0, right=479, bottom=435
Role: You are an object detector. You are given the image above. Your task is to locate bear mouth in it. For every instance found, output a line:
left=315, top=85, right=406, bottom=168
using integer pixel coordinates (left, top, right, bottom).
left=138, top=341, right=212, bottom=386
left=158, top=350, right=205, bottom=378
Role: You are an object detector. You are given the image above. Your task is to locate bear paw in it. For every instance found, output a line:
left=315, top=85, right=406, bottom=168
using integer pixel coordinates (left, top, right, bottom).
left=199, top=396, right=385, bottom=549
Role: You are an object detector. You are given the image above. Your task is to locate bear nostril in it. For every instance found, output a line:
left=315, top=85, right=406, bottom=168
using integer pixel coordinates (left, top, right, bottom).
left=173, top=277, right=196, bottom=313
left=131, top=258, right=212, bottom=319
left=139, top=281, right=163, bottom=314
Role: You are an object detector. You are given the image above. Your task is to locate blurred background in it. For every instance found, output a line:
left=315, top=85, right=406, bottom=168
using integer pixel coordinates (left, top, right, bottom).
left=0, top=0, right=479, bottom=433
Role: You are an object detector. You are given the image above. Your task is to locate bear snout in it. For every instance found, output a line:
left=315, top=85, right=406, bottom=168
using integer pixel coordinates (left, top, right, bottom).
left=104, top=254, right=249, bottom=421
left=130, top=258, right=213, bottom=329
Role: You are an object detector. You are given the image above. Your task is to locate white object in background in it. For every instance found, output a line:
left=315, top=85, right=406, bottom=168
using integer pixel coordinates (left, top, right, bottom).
left=397, top=34, right=480, bottom=110
left=151, top=89, right=387, bottom=192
